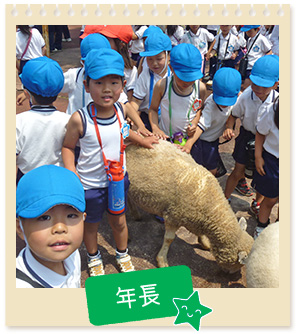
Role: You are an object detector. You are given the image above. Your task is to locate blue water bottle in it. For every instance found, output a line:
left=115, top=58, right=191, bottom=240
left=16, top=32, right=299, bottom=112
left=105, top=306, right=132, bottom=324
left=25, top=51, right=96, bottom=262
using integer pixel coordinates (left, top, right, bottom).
left=107, top=161, right=125, bottom=215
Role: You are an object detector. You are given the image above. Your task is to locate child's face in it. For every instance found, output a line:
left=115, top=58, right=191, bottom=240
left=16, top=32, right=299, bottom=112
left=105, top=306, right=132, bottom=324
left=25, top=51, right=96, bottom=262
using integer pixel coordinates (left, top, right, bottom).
left=17, top=205, right=85, bottom=272
left=173, top=72, right=195, bottom=94
left=220, top=25, right=231, bottom=35
left=246, top=29, right=258, bottom=38
left=190, top=25, right=200, bottom=34
left=84, top=75, right=124, bottom=110
left=251, top=82, right=278, bottom=101
left=146, top=52, right=167, bottom=75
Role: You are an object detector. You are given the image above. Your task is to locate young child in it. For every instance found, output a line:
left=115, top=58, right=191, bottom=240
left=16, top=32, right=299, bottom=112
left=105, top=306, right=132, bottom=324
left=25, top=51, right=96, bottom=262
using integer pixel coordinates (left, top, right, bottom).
left=130, top=33, right=172, bottom=132
left=148, top=43, right=207, bottom=147
left=180, top=25, right=215, bottom=76
left=223, top=55, right=279, bottom=214
left=179, top=67, right=242, bottom=176
left=62, top=48, right=158, bottom=277
left=16, top=57, right=69, bottom=182
left=207, top=25, right=243, bottom=78
left=239, top=25, right=273, bottom=90
left=16, top=165, right=86, bottom=288
left=251, top=96, right=279, bottom=239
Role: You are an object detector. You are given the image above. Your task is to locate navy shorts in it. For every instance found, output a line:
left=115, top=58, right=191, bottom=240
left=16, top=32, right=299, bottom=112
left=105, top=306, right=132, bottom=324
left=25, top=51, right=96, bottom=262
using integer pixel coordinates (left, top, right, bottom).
left=232, top=126, right=255, bottom=165
left=191, top=137, right=220, bottom=170
left=251, top=151, right=279, bottom=198
left=84, top=172, right=130, bottom=223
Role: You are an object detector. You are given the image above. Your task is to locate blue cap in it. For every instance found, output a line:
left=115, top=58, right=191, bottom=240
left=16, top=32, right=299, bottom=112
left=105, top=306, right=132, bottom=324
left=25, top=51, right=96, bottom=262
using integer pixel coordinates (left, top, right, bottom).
left=84, top=48, right=124, bottom=79
left=240, top=25, right=260, bottom=32
left=170, top=43, right=203, bottom=81
left=80, top=33, right=111, bottom=60
left=20, top=57, right=64, bottom=97
left=140, top=33, right=172, bottom=57
left=16, top=165, right=85, bottom=219
left=142, top=25, right=163, bottom=38
left=213, top=68, right=242, bottom=106
left=250, top=55, right=279, bottom=87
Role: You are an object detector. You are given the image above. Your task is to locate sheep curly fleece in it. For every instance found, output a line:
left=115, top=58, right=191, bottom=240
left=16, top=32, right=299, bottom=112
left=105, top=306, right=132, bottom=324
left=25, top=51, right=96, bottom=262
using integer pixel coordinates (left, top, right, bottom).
left=126, top=140, right=254, bottom=273
left=245, top=222, right=279, bottom=288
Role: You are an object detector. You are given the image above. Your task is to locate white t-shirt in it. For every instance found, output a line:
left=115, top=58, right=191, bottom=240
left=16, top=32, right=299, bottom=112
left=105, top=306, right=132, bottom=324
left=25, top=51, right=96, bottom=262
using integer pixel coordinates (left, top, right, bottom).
left=16, top=247, right=81, bottom=288
left=180, top=28, right=215, bottom=56
left=16, top=28, right=45, bottom=60
left=130, top=26, right=148, bottom=54
left=159, top=76, right=201, bottom=137
left=76, top=102, right=127, bottom=189
left=16, top=106, right=70, bottom=174
left=166, top=26, right=185, bottom=46
left=231, top=86, right=278, bottom=134
left=256, top=101, right=279, bottom=158
left=213, top=33, right=240, bottom=60
left=133, top=66, right=171, bottom=114
left=124, top=66, right=138, bottom=93
left=245, top=32, right=272, bottom=70
left=198, top=94, right=233, bottom=142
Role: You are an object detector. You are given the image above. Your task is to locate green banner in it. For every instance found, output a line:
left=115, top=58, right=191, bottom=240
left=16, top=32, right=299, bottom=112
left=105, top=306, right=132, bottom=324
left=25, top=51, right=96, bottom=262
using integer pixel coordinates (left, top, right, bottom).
left=85, top=265, right=194, bottom=326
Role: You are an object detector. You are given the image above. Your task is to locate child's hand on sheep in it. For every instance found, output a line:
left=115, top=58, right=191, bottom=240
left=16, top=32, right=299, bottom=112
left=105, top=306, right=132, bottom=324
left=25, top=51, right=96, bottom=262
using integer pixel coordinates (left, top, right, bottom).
left=137, top=125, right=153, bottom=138
left=152, top=128, right=169, bottom=140
left=223, top=128, right=235, bottom=141
left=139, top=135, right=159, bottom=149
left=176, top=142, right=192, bottom=154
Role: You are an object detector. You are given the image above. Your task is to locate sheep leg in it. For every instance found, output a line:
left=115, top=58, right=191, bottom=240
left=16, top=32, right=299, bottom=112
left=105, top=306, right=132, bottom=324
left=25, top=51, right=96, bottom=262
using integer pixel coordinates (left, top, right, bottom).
left=156, top=224, right=177, bottom=268
left=197, top=235, right=211, bottom=251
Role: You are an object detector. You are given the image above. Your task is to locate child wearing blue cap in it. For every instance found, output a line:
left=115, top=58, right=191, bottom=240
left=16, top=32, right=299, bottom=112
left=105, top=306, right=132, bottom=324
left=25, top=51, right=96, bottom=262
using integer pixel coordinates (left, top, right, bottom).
left=16, top=165, right=86, bottom=288
left=239, top=25, right=273, bottom=90
left=130, top=32, right=172, bottom=132
left=148, top=43, right=207, bottom=144
left=223, top=55, right=279, bottom=218
left=62, top=48, right=158, bottom=277
left=16, top=57, right=70, bottom=182
left=178, top=67, right=242, bottom=176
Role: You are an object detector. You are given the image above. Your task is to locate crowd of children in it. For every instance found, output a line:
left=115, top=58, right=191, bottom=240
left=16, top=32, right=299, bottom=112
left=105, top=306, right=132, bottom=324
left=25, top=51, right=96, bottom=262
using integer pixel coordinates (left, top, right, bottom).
left=16, top=24, right=280, bottom=288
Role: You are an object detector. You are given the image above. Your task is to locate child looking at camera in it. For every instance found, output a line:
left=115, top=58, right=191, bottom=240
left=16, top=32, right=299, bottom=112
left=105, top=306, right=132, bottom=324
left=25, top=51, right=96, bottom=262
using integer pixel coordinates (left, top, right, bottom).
left=16, top=165, right=86, bottom=288
left=148, top=43, right=207, bottom=147
left=62, top=48, right=158, bottom=277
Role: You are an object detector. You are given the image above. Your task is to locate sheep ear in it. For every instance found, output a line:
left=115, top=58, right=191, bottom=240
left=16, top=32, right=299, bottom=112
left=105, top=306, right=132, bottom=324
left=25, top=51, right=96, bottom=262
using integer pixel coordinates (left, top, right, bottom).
left=238, top=251, right=248, bottom=264
left=238, top=217, right=247, bottom=231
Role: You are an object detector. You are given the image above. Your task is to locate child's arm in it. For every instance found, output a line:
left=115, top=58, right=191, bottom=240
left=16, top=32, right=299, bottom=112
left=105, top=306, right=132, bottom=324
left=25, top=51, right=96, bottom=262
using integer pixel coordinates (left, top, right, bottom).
left=223, top=115, right=237, bottom=140
left=254, top=131, right=266, bottom=176
left=148, top=79, right=169, bottom=140
left=124, top=102, right=153, bottom=137
left=62, top=111, right=83, bottom=178
left=206, top=39, right=216, bottom=60
left=127, top=129, right=159, bottom=149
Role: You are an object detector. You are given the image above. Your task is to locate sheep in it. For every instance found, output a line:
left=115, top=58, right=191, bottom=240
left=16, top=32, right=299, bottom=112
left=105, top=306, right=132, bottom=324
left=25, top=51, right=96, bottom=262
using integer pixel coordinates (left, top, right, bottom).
left=244, top=222, right=279, bottom=288
left=125, top=140, right=254, bottom=273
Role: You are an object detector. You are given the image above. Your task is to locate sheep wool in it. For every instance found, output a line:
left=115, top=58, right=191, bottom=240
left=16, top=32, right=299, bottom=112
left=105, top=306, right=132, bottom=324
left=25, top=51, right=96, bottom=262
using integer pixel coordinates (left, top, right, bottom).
left=126, top=140, right=254, bottom=273
left=245, top=222, right=279, bottom=288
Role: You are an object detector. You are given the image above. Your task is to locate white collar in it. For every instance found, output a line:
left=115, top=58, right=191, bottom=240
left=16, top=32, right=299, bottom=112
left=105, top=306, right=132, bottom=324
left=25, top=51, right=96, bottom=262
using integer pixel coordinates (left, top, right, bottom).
left=23, top=247, right=75, bottom=288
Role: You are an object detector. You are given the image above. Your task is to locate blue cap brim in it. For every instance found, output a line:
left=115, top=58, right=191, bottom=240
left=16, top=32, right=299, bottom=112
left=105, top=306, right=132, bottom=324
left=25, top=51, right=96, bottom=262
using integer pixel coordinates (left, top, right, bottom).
left=213, top=94, right=238, bottom=107
left=88, top=69, right=124, bottom=80
left=17, top=195, right=86, bottom=219
left=140, top=50, right=164, bottom=57
left=174, top=69, right=203, bottom=81
left=249, top=74, right=276, bottom=88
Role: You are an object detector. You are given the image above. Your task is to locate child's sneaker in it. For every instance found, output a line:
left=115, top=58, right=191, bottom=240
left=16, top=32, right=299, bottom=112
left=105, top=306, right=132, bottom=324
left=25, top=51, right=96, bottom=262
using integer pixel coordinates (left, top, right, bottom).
left=250, top=200, right=260, bottom=218
left=235, top=179, right=254, bottom=196
left=87, top=254, right=105, bottom=276
left=116, top=253, right=135, bottom=273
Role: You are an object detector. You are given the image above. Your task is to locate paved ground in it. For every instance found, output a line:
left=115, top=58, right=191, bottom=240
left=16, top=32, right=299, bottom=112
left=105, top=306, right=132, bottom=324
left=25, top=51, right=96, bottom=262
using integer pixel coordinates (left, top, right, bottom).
left=16, top=25, right=278, bottom=288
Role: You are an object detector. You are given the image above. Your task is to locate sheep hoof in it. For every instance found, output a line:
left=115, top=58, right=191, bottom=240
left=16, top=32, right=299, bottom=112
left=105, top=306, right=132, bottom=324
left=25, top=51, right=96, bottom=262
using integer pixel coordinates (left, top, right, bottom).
left=156, top=256, right=169, bottom=268
left=197, top=235, right=211, bottom=251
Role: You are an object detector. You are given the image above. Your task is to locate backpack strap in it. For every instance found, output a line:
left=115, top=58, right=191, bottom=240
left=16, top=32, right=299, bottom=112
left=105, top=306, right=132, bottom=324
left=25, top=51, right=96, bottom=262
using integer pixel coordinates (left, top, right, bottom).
left=16, top=268, right=45, bottom=288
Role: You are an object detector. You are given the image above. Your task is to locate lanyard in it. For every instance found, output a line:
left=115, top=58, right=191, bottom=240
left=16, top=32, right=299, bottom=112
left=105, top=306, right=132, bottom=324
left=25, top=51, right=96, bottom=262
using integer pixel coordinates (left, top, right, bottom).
left=22, top=249, right=53, bottom=288
left=89, top=104, right=125, bottom=174
left=168, top=77, right=199, bottom=138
